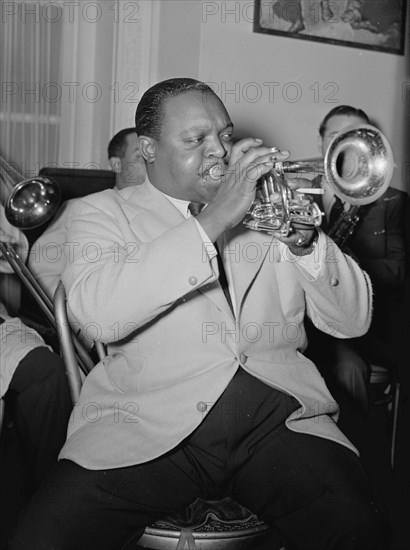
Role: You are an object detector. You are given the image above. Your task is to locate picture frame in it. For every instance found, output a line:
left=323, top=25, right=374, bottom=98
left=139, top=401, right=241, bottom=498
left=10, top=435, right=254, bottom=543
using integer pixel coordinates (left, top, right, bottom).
left=253, top=0, right=407, bottom=55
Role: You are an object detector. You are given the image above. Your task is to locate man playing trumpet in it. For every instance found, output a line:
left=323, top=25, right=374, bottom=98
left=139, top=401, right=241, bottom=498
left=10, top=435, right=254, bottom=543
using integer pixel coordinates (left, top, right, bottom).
left=10, top=78, right=389, bottom=550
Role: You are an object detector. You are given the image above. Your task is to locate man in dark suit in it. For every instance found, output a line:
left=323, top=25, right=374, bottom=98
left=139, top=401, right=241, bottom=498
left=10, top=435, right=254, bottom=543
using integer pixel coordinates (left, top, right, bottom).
left=307, top=105, right=408, bottom=421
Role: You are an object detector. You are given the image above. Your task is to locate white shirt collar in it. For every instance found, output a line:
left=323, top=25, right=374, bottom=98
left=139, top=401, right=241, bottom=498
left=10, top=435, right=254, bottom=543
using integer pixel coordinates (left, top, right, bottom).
left=159, top=191, right=206, bottom=219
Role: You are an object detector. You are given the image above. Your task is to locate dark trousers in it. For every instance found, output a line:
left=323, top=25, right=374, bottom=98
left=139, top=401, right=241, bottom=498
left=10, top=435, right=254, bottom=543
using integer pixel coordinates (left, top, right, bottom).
left=6, top=346, right=72, bottom=489
left=9, top=368, right=390, bottom=550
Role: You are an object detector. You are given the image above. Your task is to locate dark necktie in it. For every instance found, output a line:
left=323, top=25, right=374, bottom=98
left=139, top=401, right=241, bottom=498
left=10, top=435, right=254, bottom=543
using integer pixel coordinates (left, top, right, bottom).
left=329, top=196, right=345, bottom=229
left=188, top=202, right=203, bottom=217
left=188, top=202, right=234, bottom=315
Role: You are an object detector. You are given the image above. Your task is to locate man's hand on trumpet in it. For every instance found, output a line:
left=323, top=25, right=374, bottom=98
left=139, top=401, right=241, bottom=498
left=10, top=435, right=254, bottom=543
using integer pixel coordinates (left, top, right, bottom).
left=269, top=176, right=320, bottom=256
left=195, top=139, right=290, bottom=243
left=273, top=224, right=319, bottom=256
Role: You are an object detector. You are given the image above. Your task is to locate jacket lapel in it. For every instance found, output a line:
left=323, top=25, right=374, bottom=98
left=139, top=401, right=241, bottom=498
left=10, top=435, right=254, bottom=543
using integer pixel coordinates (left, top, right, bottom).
left=222, top=224, right=278, bottom=317
left=123, top=181, right=187, bottom=240
left=123, top=182, right=233, bottom=317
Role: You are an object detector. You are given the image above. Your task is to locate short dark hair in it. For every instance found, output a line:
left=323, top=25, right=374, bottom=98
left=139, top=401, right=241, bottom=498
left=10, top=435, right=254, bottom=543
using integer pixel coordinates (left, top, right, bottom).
left=107, top=128, right=136, bottom=159
left=319, top=106, right=370, bottom=137
left=135, top=78, right=216, bottom=140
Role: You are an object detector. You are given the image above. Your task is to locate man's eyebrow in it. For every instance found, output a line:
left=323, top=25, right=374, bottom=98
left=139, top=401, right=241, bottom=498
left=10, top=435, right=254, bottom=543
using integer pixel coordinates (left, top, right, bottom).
left=181, top=125, right=210, bottom=134
left=180, top=122, right=234, bottom=135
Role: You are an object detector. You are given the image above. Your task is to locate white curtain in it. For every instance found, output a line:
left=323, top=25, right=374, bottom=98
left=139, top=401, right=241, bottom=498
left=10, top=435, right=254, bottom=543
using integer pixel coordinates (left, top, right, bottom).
left=0, top=0, right=63, bottom=312
left=0, top=0, right=62, bottom=178
left=1, top=0, right=155, bottom=176
left=0, top=1, right=154, bottom=313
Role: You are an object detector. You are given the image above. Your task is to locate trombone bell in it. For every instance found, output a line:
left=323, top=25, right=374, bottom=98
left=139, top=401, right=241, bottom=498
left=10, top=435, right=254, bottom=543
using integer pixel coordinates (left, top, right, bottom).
left=324, top=124, right=394, bottom=206
left=5, top=176, right=62, bottom=229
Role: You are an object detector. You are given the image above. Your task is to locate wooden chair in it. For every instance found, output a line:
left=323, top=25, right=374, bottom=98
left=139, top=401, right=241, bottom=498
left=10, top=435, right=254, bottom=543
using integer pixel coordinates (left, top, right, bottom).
left=53, top=281, right=279, bottom=550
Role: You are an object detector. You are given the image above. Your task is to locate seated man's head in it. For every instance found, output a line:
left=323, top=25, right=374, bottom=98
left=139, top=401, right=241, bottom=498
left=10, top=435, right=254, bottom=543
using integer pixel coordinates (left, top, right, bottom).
left=108, top=128, right=146, bottom=189
left=136, top=78, right=234, bottom=204
left=318, top=105, right=370, bottom=156
left=319, top=105, right=370, bottom=181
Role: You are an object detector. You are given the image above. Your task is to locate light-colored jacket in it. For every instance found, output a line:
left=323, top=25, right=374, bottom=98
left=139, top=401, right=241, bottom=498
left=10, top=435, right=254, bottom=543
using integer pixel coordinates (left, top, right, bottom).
left=1, top=204, right=48, bottom=396
left=27, top=200, right=73, bottom=300
left=28, top=187, right=123, bottom=300
left=60, top=181, right=372, bottom=469
left=0, top=303, right=50, bottom=397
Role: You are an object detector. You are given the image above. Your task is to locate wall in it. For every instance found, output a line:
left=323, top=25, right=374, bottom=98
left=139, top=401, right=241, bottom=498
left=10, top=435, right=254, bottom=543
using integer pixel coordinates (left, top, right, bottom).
left=155, top=0, right=409, bottom=193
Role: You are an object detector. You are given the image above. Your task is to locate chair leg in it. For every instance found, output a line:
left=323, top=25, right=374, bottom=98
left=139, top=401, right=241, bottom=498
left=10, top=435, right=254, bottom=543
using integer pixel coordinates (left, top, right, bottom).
left=390, top=381, right=400, bottom=470
left=0, top=398, right=5, bottom=456
left=0, top=398, right=4, bottom=434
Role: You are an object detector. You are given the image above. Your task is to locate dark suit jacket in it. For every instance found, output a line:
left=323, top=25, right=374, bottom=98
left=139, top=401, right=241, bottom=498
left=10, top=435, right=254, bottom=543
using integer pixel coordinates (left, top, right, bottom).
left=312, top=179, right=409, bottom=366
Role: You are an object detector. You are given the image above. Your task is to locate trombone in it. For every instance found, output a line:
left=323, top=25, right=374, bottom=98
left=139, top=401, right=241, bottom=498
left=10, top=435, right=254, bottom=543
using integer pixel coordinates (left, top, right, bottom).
left=0, top=155, right=94, bottom=375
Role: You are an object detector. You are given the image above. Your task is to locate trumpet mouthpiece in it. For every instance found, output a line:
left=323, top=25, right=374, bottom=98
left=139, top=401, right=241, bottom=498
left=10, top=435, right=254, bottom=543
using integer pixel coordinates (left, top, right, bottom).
left=208, top=165, right=225, bottom=180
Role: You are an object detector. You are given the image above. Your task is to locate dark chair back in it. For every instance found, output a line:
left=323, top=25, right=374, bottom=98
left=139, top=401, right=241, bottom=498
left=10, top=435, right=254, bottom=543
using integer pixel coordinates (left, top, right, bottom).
left=23, top=167, right=115, bottom=245
left=38, top=167, right=115, bottom=202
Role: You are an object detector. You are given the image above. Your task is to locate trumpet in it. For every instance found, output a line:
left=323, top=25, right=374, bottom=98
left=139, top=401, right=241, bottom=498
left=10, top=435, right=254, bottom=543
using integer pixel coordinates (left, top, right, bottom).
left=243, top=124, right=394, bottom=236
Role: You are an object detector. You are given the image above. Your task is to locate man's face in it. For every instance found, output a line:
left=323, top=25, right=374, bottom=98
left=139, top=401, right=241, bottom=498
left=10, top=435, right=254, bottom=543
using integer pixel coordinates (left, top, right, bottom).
left=120, top=132, right=146, bottom=185
left=146, top=90, right=234, bottom=203
left=320, top=113, right=367, bottom=156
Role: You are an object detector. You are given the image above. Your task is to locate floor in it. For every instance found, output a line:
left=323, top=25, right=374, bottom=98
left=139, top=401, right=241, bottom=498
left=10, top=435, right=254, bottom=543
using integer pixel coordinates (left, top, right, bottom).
left=0, top=385, right=409, bottom=550
left=359, top=388, right=409, bottom=550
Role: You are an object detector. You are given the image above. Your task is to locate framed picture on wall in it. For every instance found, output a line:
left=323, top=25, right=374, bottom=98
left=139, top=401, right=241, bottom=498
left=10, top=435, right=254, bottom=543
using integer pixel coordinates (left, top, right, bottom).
left=253, top=0, right=407, bottom=55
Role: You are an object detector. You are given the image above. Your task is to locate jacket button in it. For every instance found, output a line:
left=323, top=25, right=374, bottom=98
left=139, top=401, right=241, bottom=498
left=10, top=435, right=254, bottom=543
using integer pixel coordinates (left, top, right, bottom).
left=330, top=277, right=339, bottom=286
left=188, top=276, right=198, bottom=286
left=240, top=353, right=247, bottom=364
left=196, top=401, right=208, bottom=413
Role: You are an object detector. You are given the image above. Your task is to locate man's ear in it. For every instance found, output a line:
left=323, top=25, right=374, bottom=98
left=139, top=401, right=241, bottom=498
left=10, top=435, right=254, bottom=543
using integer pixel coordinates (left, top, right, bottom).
left=108, top=156, right=121, bottom=173
left=138, top=136, right=156, bottom=163
left=317, top=135, right=323, bottom=156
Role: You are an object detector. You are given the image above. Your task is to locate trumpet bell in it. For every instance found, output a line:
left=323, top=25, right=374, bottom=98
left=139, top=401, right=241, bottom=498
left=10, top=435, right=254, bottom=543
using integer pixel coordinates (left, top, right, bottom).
left=5, top=176, right=62, bottom=229
left=325, top=124, right=394, bottom=206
